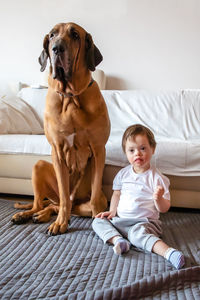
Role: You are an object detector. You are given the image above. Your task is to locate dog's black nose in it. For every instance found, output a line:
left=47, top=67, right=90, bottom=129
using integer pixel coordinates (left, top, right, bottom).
left=52, top=41, right=65, bottom=54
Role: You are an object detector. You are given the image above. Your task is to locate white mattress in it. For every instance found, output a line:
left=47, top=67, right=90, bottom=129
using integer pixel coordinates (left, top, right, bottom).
left=0, top=88, right=200, bottom=177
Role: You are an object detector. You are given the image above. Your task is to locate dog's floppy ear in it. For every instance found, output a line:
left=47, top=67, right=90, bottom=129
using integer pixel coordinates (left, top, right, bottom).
left=38, top=34, right=49, bottom=72
left=85, top=33, right=103, bottom=71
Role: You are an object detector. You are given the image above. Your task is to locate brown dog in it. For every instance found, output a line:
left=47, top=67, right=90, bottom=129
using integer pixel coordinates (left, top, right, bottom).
left=11, top=22, right=110, bottom=235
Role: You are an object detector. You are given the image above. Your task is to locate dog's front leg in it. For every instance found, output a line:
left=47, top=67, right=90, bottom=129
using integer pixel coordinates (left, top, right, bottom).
left=47, top=146, right=71, bottom=235
left=90, top=146, right=107, bottom=217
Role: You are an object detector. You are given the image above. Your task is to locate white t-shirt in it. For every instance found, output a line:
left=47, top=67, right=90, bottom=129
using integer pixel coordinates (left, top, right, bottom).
left=113, top=165, right=170, bottom=219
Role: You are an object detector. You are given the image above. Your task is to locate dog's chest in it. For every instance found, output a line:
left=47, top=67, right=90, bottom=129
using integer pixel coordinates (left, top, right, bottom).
left=45, top=99, right=91, bottom=173
left=45, top=95, right=83, bottom=135
left=44, top=94, right=90, bottom=154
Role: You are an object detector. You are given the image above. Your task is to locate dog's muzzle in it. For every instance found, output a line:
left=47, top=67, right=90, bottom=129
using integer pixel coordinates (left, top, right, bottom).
left=52, top=40, right=65, bottom=55
left=51, top=40, right=71, bottom=81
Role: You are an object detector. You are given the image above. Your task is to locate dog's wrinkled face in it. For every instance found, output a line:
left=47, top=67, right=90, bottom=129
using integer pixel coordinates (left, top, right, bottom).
left=39, top=22, right=103, bottom=85
left=48, top=23, right=82, bottom=82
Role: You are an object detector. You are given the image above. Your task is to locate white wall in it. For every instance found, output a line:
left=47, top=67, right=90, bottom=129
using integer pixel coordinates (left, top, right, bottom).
left=1, top=0, right=200, bottom=95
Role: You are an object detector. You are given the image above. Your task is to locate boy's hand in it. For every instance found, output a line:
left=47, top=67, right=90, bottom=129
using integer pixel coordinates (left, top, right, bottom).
left=153, top=185, right=164, bottom=202
left=95, top=211, right=116, bottom=219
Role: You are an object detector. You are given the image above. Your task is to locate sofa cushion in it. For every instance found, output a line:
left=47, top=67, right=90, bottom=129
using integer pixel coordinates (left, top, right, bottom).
left=105, top=134, right=200, bottom=176
left=17, top=88, right=200, bottom=140
left=102, top=89, right=200, bottom=140
left=0, top=95, right=44, bottom=134
left=0, top=134, right=51, bottom=155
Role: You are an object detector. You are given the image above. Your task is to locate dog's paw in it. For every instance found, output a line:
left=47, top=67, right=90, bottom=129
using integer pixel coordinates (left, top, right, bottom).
left=32, top=214, right=41, bottom=224
left=46, top=221, right=69, bottom=235
left=32, top=211, right=51, bottom=223
left=11, top=213, right=31, bottom=224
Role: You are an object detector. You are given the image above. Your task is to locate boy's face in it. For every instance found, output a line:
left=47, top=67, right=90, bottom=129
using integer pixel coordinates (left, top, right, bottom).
left=125, top=134, right=155, bottom=173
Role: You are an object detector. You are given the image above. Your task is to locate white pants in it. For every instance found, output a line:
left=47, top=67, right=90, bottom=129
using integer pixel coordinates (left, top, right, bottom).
left=92, top=217, right=162, bottom=252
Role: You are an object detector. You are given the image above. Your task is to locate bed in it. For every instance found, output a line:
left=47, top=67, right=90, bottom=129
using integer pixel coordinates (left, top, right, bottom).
left=0, top=198, right=199, bottom=300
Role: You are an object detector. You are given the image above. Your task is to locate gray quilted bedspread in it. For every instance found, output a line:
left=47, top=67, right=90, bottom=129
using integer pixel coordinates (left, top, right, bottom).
left=0, top=198, right=199, bottom=300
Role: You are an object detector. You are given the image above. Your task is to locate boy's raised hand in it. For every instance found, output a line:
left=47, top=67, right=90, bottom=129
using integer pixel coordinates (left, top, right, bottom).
left=153, top=185, right=164, bottom=202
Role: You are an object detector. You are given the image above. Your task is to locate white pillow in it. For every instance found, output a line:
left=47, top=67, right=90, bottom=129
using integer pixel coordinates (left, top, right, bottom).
left=17, top=87, right=47, bottom=125
left=0, top=95, right=44, bottom=134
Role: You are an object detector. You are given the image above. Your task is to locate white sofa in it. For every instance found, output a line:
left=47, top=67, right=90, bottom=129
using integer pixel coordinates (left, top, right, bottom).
left=0, top=74, right=200, bottom=209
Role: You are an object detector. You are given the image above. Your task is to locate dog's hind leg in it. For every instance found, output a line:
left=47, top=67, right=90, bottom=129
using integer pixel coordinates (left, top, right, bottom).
left=71, top=201, right=92, bottom=217
left=11, top=160, right=59, bottom=224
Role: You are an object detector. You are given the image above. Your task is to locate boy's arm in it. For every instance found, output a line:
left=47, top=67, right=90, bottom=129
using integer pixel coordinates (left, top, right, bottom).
left=95, top=190, right=121, bottom=219
left=153, top=185, right=170, bottom=213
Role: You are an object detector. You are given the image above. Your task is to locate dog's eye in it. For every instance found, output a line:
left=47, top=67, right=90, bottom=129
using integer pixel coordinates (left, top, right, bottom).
left=49, top=32, right=55, bottom=39
left=71, top=30, right=79, bottom=40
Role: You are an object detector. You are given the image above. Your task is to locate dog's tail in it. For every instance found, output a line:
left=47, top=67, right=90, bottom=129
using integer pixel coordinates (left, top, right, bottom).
left=14, top=199, right=51, bottom=210
left=14, top=202, right=33, bottom=210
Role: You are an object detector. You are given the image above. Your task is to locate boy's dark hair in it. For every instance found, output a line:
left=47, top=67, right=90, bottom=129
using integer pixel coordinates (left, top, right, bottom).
left=122, top=124, right=156, bottom=152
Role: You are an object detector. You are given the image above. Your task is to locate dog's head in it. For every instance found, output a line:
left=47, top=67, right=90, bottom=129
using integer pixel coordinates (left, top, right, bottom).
left=39, top=22, right=103, bottom=86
